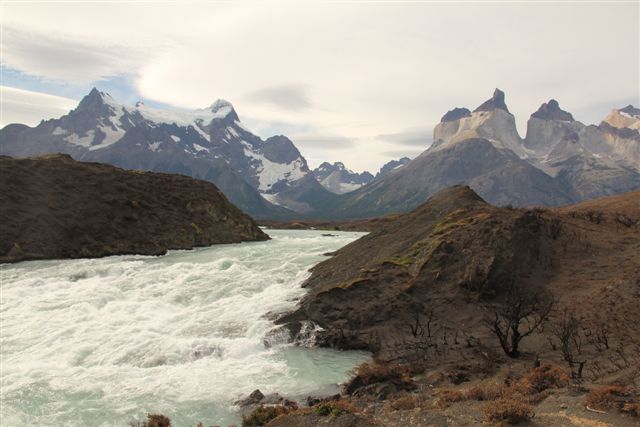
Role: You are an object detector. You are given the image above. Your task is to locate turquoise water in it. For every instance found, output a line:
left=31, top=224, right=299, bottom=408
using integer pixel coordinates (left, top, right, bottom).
left=0, top=230, right=370, bottom=426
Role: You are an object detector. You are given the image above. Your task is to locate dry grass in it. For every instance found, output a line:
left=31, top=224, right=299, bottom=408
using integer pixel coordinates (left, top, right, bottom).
left=438, top=364, right=569, bottom=409
left=344, top=362, right=413, bottom=394
left=313, top=399, right=358, bottom=417
left=585, top=385, right=639, bottom=417
left=509, top=364, right=570, bottom=395
left=389, top=395, right=416, bottom=411
left=241, top=405, right=292, bottom=426
left=483, top=398, right=534, bottom=424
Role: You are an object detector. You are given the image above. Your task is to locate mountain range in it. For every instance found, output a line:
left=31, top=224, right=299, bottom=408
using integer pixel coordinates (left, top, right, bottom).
left=311, top=89, right=640, bottom=219
left=1, top=88, right=638, bottom=220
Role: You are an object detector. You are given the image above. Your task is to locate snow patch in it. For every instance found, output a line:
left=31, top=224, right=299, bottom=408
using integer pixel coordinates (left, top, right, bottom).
left=242, top=148, right=307, bottom=191
left=192, top=143, right=210, bottom=153
left=148, top=142, right=162, bottom=152
left=134, top=103, right=232, bottom=131
left=261, top=193, right=282, bottom=206
left=227, top=127, right=239, bottom=138
left=170, top=135, right=181, bottom=142
left=91, top=101, right=127, bottom=150
left=66, top=130, right=95, bottom=148
left=338, top=182, right=363, bottom=193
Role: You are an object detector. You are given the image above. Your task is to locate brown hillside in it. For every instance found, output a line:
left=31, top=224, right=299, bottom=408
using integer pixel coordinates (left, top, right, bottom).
left=278, top=186, right=640, bottom=376
left=0, top=154, right=269, bottom=263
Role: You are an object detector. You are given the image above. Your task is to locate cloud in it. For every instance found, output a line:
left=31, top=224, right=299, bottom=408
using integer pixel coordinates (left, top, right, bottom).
left=0, top=86, right=77, bottom=127
left=1, top=2, right=638, bottom=171
left=289, top=134, right=355, bottom=149
left=375, top=127, right=433, bottom=148
left=245, top=84, right=312, bottom=111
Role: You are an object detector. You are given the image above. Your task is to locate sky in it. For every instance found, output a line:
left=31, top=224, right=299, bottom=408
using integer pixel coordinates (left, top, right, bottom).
left=1, top=1, right=638, bottom=172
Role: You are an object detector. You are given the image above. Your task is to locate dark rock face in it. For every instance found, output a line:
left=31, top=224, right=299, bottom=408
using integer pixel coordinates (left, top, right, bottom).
left=0, top=154, right=269, bottom=263
left=599, top=121, right=640, bottom=141
left=531, top=99, right=574, bottom=121
left=374, top=157, right=410, bottom=179
left=264, top=135, right=306, bottom=164
left=473, top=88, right=510, bottom=113
left=620, top=104, right=640, bottom=117
left=440, top=107, right=471, bottom=122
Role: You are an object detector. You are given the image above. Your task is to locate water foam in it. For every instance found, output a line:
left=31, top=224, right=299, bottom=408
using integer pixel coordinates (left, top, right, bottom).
left=0, top=230, right=370, bottom=426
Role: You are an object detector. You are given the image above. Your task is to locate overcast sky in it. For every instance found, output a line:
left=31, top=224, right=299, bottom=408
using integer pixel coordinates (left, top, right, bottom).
left=1, top=1, right=638, bottom=172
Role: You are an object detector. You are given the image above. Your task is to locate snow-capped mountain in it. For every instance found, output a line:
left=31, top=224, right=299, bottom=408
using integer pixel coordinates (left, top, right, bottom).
left=2, top=87, right=637, bottom=221
left=312, top=162, right=374, bottom=194
left=0, top=88, right=336, bottom=217
left=375, top=157, right=411, bottom=179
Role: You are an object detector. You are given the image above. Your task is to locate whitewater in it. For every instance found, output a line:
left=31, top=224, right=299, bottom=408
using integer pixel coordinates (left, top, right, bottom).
left=0, top=229, right=370, bottom=426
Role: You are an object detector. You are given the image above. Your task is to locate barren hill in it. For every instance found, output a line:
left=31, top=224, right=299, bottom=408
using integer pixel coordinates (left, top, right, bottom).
left=279, top=186, right=640, bottom=371
left=0, top=154, right=269, bottom=263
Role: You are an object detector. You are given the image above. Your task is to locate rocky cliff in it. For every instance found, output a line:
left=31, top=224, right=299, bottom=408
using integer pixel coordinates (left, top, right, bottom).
left=0, top=154, right=269, bottom=262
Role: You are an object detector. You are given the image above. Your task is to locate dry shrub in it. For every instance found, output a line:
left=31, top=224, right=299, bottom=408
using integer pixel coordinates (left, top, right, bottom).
left=465, top=382, right=503, bottom=401
left=483, top=398, right=534, bottom=424
left=510, top=364, right=569, bottom=395
left=439, top=381, right=503, bottom=404
left=439, top=364, right=568, bottom=407
left=344, top=362, right=413, bottom=394
left=355, top=362, right=411, bottom=385
left=313, top=400, right=358, bottom=417
left=389, top=395, right=416, bottom=411
left=586, top=385, right=639, bottom=417
left=130, top=414, right=171, bottom=427
left=241, top=405, right=291, bottom=426
left=438, top=389, right=466, bottom=404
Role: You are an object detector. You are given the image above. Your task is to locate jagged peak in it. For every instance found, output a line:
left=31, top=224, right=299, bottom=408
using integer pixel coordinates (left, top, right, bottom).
left=76, top=87, right=119, bottom=114
left=209, top=99, right=233, bottom=111
left=206, top=99, right=239, bottom=121
left=266, top=134, right=294, bottom=144
left=619, top=104, right=640, bottom=118
left=81, top=87, right=114, bottom=102
left=531, top=99, right=574, bottom=121
left=441, top=107, right=471, bottom=123
left=473, top=88, right=510, bottom=113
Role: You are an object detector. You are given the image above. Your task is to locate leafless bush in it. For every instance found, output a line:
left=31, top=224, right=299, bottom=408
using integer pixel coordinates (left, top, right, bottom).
left=484, top=283, right=555, bottom=358
left=550, top=308, right=587, bottom=380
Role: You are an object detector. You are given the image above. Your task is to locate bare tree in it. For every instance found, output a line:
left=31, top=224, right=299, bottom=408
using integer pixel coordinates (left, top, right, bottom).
left=484, top=283, right=555, bottom=358
left=550, top=308, right=586, bottom=379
